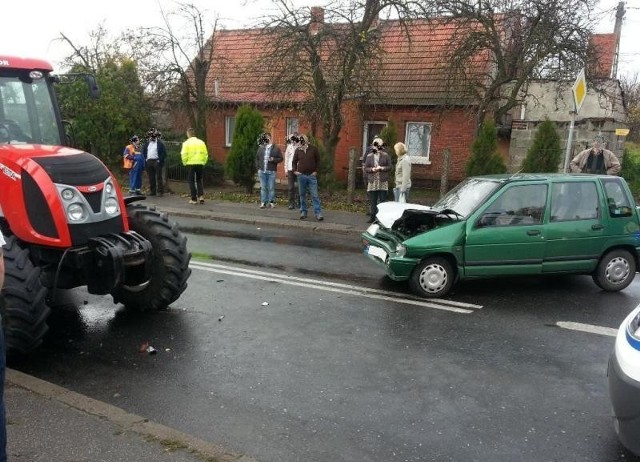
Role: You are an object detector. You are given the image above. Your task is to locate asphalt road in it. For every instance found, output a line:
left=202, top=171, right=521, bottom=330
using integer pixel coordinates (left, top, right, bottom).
left=12, top=219, right=640, bottom=462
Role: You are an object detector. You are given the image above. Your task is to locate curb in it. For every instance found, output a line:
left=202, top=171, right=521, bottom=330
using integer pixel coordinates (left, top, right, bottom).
left=6, top=368, right=257, bottom=462
left=158, top=206, right=363, bottom=236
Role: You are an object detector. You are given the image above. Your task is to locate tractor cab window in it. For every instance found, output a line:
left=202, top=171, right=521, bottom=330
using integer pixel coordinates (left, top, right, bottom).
left=0, top=71, right=60, bottom=146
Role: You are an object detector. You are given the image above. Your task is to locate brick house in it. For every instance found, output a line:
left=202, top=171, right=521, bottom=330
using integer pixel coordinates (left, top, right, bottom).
left=185, top=8, right=622, bottom=186
left=190, top=10, right=488, bottom=187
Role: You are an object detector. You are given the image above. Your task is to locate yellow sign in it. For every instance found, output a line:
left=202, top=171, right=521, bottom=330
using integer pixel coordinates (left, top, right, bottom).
left=615, top=128, right=630, bottom=136
left=572, top=69, right=587, bottom=113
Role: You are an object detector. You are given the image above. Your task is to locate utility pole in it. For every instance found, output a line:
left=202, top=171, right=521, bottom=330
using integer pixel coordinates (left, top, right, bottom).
left=611, top=1, right=626, bottom=79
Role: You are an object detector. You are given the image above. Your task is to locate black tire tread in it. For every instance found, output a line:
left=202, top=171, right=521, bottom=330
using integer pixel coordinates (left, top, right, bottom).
left=111, top=204, right=191, bottom=310
left=1, top=235, right=50, bottom=356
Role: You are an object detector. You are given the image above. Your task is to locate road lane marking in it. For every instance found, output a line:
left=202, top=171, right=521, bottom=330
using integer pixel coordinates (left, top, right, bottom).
left=190, top=261, right=479, bottom=314
left=555, top=321, right=618, bottom=337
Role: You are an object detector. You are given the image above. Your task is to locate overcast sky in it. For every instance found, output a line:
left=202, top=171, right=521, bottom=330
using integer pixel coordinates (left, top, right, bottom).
left=1, top=0, right=638, bottom=78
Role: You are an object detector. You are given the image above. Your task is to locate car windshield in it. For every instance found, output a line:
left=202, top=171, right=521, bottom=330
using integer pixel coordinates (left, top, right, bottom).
left=0, top=71, right=61, bottom=145
left=432, top=178, right=502, bottom=217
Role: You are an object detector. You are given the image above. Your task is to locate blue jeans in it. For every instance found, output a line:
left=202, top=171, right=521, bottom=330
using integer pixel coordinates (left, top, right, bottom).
left=298, top=174, right=322, bottom=216
left=259, top=170, right=276, bottom=204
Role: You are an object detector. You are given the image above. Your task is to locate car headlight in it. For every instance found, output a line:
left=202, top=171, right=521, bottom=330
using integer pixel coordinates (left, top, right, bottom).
left=61, top=188, right=75, bottom=201
left=395, top=243, right=406, bottom=257
left=104, top=197, right=119, bottom=215
left=367, top=224, right=380, bottom=236
left=67, top=203, right=86, bottom=222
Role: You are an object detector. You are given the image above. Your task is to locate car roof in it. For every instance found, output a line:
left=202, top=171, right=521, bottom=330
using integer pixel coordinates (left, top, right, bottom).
left=473, top=173, right=613, bottom=183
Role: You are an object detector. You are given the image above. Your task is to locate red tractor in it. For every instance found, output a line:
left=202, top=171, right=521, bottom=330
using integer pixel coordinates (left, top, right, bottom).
left=0, top=56, right=192, bottom=357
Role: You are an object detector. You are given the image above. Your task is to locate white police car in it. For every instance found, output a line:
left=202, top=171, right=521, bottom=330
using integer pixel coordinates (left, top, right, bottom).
left=608, top=303, right=640, bottom=456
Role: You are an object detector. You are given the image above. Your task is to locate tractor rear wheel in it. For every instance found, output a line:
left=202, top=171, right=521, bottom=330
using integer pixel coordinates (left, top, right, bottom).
left=111, top=204, right=191, bottom=310
left=1, top=235, right=50, bottom=357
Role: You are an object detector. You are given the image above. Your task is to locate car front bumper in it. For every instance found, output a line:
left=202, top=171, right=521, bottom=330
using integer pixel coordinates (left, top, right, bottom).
left=608, top=352, right=640, bottom=456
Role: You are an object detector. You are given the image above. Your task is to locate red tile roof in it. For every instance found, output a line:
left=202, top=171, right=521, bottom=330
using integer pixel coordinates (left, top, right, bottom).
left=205, top=18, right=490, bottom=106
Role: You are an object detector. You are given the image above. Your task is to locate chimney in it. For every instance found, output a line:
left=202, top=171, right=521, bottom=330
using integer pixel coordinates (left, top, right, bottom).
left=310, top=7, right=324, bottom=35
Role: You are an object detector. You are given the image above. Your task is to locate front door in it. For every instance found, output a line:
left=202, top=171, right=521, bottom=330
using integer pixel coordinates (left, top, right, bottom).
left=464, top=183, right=548, bottom=277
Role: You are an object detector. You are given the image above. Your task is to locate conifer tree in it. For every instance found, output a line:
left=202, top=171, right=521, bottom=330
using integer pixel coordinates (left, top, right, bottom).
left=521, top=118, right=562, bottom=173
left=226, top=105, right=264, bottom=193
left=465, top=120, right=507, bottom=176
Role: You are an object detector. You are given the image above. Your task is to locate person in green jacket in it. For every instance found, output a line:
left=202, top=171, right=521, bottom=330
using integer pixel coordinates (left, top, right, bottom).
left=181, top=128, right=209, bottom=204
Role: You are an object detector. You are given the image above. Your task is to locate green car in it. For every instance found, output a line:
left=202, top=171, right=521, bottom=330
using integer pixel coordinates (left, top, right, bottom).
left=362, top=174, right=640, bottom=298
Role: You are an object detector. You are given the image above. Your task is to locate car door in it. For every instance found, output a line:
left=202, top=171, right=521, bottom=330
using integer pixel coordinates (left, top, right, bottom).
left=464, top=183, right=548, bottom=277
left=542, top=180, right=605, bottom=273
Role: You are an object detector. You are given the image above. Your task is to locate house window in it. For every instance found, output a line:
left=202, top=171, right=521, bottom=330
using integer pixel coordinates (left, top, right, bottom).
left=286, top=117, right=299, bottom=135
left=225, top=116, right=235, bottom=147
left=405, top=122, right=432, bottom=165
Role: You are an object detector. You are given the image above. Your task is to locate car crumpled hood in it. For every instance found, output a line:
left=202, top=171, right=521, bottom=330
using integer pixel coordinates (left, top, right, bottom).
left=376, top=201, right=434, bottom=228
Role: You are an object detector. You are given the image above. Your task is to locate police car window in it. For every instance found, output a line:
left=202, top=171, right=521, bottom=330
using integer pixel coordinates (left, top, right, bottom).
left=478, top=184, right=547, bottom=227
left=602, top=178, right=633, bottom=218
left=550, top=182, right=598, bottom=222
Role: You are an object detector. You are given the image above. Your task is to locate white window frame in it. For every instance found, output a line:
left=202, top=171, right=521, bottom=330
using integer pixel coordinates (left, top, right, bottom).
left=225, top=116, right=235, bottom=147
left=286, top=117, right=299, bottom=136
left=405, top=121, right=432, bottom=165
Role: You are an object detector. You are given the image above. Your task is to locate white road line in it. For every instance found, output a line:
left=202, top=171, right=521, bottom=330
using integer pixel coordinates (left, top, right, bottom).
left=556, top=321, right=618, bottom=337
left=192, top=261, right=482, bottom=310
left=190, top=261, right=476, bottom=314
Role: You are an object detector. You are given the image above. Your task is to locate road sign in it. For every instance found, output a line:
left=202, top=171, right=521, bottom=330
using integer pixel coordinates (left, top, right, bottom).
left=572, top=69, right=587, bottom=113
left=615, top=128, right=630, bottom=136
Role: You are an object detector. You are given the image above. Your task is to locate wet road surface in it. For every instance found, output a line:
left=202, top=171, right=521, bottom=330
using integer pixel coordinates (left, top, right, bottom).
left=12, top=219, right=640, bottom=462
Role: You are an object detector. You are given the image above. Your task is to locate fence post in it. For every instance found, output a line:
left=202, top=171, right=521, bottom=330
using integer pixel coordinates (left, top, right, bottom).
left=347, top=148, right=357, bottom=204
left=440, top=149, right=450, bottom=198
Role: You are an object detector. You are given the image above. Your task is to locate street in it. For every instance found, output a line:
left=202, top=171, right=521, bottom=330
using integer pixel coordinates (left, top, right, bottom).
left=12, top=218, right=640, bottom=462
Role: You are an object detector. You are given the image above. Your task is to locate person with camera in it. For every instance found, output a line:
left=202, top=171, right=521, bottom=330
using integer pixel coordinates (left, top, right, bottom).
left=255, top=133, right=283, bottom=208
left=363, top=137, right=392, bottom=223
left=142, top=128, right=167, bottom=196
left=284, top=133, right=301, bottom=209
left=292, top=134, right=324, bottom=221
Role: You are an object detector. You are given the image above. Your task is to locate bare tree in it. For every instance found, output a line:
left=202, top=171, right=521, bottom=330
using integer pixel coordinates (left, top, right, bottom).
left=434, top=0, right=598, bottom=131
left=620, top=73, right=640, bottom=142
left=257, top=0, right=424, bottom=169
left=128, top=2, right=218, bottom=142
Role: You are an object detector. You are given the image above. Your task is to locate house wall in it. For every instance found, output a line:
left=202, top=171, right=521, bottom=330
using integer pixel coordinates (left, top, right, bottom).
left=508, top=80, right=627, bottom=172
left=196, top=103, right=478, bottom=188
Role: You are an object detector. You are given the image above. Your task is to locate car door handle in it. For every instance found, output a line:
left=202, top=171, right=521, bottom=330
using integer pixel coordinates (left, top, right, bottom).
left=591, top=224, right=604, bottom=230
left=527, top=230, right=541, bottom=236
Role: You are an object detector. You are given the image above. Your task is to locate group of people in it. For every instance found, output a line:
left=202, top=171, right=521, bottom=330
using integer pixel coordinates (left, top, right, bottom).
left=362, top=137, right=412, bottom=223
left=257, top=132, right=324, bottom=221
left=123, top=128, right=209, bottom=204
left=123, top=128, right=167, bottom=196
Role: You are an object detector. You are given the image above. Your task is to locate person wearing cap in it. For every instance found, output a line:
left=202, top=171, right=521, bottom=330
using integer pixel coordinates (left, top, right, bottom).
left=142, top=128, right=167, bottom=196
left=123, top=135, right=145, bottom=194
left=181, top=128, right=209, bottom=204
left=570, top=136, right=620, bottom=175
left=363, top=137, right=392, bottom=223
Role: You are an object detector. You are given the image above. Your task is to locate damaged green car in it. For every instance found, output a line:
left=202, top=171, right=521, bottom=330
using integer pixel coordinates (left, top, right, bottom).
left=362, top=174, right=640, bottom=298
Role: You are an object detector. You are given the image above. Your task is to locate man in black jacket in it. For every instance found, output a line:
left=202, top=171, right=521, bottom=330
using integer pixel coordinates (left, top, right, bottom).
left=142, top=128, right=167, bottom=196
left=255, top=133, right=283, bottom=208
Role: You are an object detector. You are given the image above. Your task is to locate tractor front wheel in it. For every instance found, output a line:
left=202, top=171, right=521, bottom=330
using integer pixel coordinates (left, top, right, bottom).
left=111, top=204, right=191, bottom=310
left=1, top=235, right=50, bottom=357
